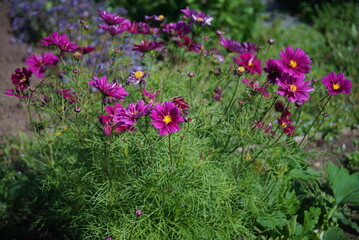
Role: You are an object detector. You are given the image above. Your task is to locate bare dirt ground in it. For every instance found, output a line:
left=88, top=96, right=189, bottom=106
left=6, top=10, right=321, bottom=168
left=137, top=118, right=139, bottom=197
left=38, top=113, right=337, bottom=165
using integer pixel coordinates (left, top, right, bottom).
left=0, top=2, right=30, bottom=138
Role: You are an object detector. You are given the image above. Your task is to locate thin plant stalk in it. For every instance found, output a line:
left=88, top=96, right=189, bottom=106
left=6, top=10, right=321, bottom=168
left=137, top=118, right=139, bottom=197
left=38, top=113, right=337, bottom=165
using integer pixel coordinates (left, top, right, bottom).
left=299, top=95, right=332, bottom=147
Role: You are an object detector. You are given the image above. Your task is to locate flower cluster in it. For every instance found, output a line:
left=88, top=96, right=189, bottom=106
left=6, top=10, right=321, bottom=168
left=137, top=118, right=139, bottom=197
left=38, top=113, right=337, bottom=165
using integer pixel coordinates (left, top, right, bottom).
left=98, top=10, right=131, bottom=36
left=41, top=32, right=78, bottom=52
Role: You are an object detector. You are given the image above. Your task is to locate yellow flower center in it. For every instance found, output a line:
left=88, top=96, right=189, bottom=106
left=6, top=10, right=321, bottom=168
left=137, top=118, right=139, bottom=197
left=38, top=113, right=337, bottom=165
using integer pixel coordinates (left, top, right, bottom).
left=290, top=84, right=297, bottom=91
left=21, top=76, right=27, bottom=82
left=131, top=111, right=137, bottom=115
left=237, top=66, right=245, bottom=73
left=197, top=17, right=204, bottom=21
left=163, top=115, right=172, bottom=124
left=333, top=83, right=340, bottom=90
left=248, top=61, right=253, bottom=67
left=134, top=71, right=144, bottom=79
left=158, top=15, right=164, bottom=19
left=289, top=60, right=297, bottom=68
left=281, top=122, right=287, bottom=128
left=200, top=45, right=205, bottom=51
left=55, top=132, right=62, bottom=136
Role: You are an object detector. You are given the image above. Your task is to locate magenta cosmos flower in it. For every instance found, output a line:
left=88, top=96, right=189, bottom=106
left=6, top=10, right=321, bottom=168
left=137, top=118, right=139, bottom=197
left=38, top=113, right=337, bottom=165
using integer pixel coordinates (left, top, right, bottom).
left=142, top=88, right=160, bottom=104
left=89, top=76, right=128, bottom=103
left=322, top=72, right=352, bottom=95
left=145, top=14, right=166, bottom=22
left=242, top=78, right=270, bottom=98
left=99, top=103, right=135, bottom=136
left=41, top=32, right=78, bottom=52
left=114, top=100, right=152, bottom=126
left=98, top=10, right=125, bottom=25
left=24, top=53, right=59, bottom=78
left=219, top=37, right=257, bottom=54
left=276, top=46, right=311, bottom=78
left=133, top=40, right=163, bottom=53
left=277, top=111, right=295, bottom=136
left=99, top=21, right=131, bottom=36
left=233, top=52, right=262, bottom=75
left=276, top=73, right=314, bottom=103
left=150, top=101, right=184, bottom=136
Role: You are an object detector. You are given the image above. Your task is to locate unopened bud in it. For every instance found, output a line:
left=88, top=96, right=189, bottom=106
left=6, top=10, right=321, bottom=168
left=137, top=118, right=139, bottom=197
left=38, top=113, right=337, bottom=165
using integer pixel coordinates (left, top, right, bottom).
left=267, top=38, right=274, bottom=45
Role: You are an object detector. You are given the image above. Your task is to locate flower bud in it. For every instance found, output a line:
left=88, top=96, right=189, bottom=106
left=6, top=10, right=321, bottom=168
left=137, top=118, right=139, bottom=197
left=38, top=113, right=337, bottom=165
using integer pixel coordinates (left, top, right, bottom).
left=74, top=107, right=81, bottom=113
left=135, top=209, right=143, bottom=216
left=188, top=72, right=195, bottom=77
left=267, top=38, right=275, bottom=45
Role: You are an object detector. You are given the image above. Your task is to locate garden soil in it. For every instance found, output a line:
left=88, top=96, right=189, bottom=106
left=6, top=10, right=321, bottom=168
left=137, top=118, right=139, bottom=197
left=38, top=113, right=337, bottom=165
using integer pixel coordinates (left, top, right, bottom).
left=0, top=1, right=29, bottom=137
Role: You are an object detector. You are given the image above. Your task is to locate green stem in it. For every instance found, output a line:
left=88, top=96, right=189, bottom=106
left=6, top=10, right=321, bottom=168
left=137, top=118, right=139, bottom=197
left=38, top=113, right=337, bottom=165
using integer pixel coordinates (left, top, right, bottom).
left=299, top=95, right=332, bottom=147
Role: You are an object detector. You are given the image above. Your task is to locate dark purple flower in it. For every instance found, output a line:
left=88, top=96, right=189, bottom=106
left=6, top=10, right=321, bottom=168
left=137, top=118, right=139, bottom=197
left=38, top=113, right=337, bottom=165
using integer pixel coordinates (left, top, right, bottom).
left=89, top=76, right=128, bottom=103
left=263, top=59, right=282, bottom=84
left=24, top=53, right=59, bottom=78
left=150, top=101, right=184, bottom=136
left=220, top=37, right=257, bottom=54
left=233, top=52, right=262, bottom=75
left=276, top=73, right=314, bottom=103
left=128, top=22, right=151, bottom=34
left=11, top=67, right=32, bottom=90
left=274, top=101, right=287, bottom=113
left=277, top=46, right=311, bottom=78
left=322, top=72, right=352, bottom=95
left=133, top=40, right=163, bottom=53
left=162, top=21, right=192, bottom=38
left=173, top=96, right=190, bottom=116
left=277, top=111, right=295, bottom=136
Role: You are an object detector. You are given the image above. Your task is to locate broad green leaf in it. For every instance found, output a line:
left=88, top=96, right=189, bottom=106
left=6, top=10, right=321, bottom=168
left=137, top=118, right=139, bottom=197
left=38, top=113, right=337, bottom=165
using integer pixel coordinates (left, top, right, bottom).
left=326, top=162, right=359, bottom=205
left=323, top=227, right=348, bottom=240
left=257, top=211, right=288, bottom=230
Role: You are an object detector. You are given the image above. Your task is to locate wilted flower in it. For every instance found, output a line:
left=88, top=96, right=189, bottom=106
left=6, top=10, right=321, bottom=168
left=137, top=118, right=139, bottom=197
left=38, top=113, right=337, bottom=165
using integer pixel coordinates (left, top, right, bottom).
left=24, top=53, right=59, bottom=78
left=89, top=76, right=128, bottom=103
left=212, top=87, right=222, bottom=101
left=57, top=88, right=78, bottom=103
left=176, top=36, right=202, bottom=53
left=322, top=72, right=352, bottom=95
left=133, top=40, right=163, bottom=53
left=277, top=111, right=295, bottom=136
left=127, top=71, right=150, bottom=86
left=150, top=101, right=184, bottom=136
left=233, top=52, right=262, bottom=75
left=242, top=78, right=270, bottom=98
left=173, top=96, right=190, bottom=116
left=142, top=88, right=160, bottom=104
left=276, top=73, right=314, bottom=103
